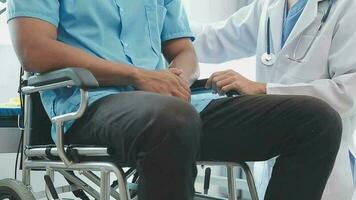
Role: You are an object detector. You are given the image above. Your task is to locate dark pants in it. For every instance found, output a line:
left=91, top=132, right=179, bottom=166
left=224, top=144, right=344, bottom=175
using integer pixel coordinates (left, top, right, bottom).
left=200, top=95, right=342, bottom=200
left=66, top=92, right=342, bottom=200
left=65, top=92, right=201, bottom=200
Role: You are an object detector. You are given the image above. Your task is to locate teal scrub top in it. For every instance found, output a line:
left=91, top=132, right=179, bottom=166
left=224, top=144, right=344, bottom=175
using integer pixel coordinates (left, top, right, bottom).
left=282, top=0, right=308, bottom=47
left=7, top=0, right=195, bottom=140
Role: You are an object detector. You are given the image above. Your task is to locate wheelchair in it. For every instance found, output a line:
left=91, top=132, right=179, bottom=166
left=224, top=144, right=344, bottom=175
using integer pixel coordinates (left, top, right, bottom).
left=0, top=68, right=259, bottom=200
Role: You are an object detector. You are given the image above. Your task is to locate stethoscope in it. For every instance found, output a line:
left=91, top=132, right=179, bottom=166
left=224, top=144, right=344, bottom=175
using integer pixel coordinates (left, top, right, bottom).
left=261, top=0, right=335, bottom=66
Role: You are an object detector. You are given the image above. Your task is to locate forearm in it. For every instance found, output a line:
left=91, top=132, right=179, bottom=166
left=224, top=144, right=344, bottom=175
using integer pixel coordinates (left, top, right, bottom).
left=169, top=49, right=199, bottom=85
left=163, top=38, right=199, bottom=85
left=267, top=76, right=356, bottom=117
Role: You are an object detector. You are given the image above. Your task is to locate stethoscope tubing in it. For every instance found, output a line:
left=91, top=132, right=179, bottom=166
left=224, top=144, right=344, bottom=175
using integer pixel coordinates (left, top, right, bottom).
left=267, top=17, right=271, bottom=55
left=262, top=0, right=334, bottom=66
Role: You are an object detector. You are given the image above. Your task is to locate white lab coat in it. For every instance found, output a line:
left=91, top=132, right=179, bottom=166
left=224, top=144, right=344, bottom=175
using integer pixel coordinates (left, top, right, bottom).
left=192, top=0, right=356, bottom=199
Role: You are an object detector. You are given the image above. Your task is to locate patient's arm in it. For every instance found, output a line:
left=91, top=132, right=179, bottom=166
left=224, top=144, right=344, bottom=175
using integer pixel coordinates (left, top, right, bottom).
left=9, top=18, right=190, bottom=101
left=162, top=38, right=199, bottom=85
left=9, top=18, right=139, bottom=86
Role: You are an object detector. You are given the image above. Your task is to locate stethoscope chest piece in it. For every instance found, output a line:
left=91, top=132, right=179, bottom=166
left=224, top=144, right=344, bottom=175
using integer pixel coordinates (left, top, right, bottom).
left=261, top=52, right=276, bottom=66
left=262, top=16, right=276, bottom=66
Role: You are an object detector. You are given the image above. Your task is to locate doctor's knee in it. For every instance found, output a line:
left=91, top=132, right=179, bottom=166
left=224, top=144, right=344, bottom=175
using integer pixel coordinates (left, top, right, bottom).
left=298, top=96, right=342, bottom=152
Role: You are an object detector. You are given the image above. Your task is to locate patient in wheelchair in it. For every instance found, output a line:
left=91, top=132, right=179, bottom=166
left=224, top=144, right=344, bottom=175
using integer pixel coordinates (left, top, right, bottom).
left=8, top=0, right=201, bottom=199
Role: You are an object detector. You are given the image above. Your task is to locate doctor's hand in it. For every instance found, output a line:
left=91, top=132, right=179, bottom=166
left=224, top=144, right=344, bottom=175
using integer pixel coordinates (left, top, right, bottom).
left=133, top=68, right=191, bottom=102
left=206, top=70, right=266, bottom=95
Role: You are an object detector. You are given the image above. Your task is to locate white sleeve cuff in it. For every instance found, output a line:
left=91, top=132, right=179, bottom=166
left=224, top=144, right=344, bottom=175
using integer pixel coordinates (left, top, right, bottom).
left=266, top=83, right=285, bottom=95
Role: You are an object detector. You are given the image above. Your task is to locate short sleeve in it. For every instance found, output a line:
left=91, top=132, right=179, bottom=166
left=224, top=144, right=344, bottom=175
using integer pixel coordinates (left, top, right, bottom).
left=161, top=0, right=195, bottom=42
left=7, top=0, right=60, bottom=27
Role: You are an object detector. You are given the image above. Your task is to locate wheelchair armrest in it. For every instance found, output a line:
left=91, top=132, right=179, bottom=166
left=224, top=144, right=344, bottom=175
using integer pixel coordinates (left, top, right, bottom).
left=190, top=79, right=240, bottom=97
left=27, top=68, right=99, bottom=89
left=23, top=68, right=99, bottom=165
left=190, top=79, right=208, bottom=92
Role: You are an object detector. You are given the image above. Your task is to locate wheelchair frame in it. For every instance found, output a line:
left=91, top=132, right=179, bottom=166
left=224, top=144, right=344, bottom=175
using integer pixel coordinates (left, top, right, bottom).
left=17, top=68, right=259, bottom=200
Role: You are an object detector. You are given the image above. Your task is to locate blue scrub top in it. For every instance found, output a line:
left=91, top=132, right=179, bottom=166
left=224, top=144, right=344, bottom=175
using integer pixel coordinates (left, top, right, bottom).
left=7, top=0, right=196, bottom=140
left=282, top=0, right=308, bottom=47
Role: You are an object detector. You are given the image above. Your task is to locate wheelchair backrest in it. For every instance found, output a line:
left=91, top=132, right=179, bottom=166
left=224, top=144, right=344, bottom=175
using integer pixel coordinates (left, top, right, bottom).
left=29, top=93, right=53, bottom=145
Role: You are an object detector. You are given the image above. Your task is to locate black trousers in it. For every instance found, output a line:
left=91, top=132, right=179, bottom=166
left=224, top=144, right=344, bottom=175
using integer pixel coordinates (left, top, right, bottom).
left=65, top=92, right=202, bottom=200
left=200, top=95, right=342, bottom=200
left=66, top=92, right=342, bottom=200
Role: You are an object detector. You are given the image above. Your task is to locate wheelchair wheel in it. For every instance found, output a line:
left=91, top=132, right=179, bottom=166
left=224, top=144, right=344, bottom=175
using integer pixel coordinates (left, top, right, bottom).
left=0, top=179, right=35, bottom=200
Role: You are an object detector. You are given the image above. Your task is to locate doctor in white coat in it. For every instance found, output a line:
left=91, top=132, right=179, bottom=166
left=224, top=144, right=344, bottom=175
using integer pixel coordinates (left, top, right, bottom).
left=192, top=0, right=356, bottom=199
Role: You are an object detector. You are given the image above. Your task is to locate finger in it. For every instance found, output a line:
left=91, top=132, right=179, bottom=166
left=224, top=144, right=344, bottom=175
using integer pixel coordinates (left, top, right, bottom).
left=174, top=75, right=191, bottom=95
left=172, top=89, right=190, bottom=102
left=206, top=70, right=231, bottom=89
left=178, top=84, right=191, bottom=100
left=169, top=68, right=183, bottom=76
left=212, top=70, right=231, bottom=77
left=214, top=71, right=238, bottom=82
left=170, top=75, right=190, bottom=100
left=216, top=77, right=236, bottom=95
left=165, top=71, right=190, bottom=94
left=212, top=70, right=240, bottom=93
left=180, top=78, right=191, bottom=95
left=206, top=74, right=214, bottom=89
left=206, top=71, right=225, bottom=88
left=169, top=67, right=183, bottom=73
left=221, top=83, right=239, bottom=95
left=211, top=73, right=234, bottom=93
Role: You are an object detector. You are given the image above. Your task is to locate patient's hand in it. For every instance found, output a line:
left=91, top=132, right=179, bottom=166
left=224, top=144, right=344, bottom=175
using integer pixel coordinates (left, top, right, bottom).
left=133, top=68, right=191, bottom=102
